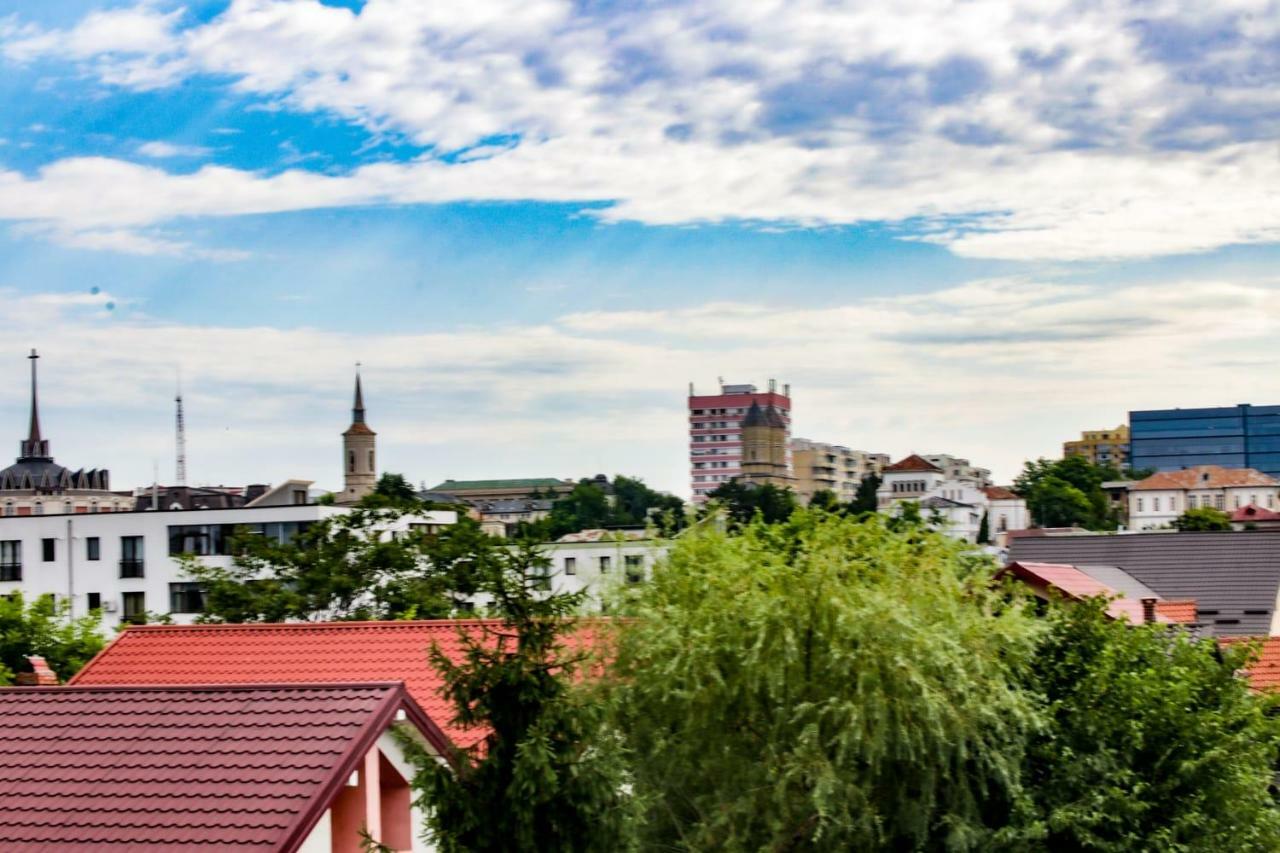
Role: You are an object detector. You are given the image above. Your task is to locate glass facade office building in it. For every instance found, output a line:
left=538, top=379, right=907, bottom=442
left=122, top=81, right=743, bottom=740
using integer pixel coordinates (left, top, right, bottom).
left=1129, top=405, right=1280, bottom=478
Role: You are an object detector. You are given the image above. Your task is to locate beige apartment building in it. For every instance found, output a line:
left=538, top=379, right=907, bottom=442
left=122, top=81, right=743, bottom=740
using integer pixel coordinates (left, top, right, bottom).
left=1064, top=425, right=1129, bottom=468
left=790, top=438, right=889, bottom=503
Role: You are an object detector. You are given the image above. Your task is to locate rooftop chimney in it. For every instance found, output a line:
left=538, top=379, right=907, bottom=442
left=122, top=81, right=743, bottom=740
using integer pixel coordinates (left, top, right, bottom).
left=1141, top=597, right=1158, bottom=624
left=15, top=656, right=58, bottom=686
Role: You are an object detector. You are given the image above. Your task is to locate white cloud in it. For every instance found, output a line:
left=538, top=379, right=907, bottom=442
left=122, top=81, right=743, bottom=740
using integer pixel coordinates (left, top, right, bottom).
left=136, top=140, right=213, bottom=159
left=1, top=274, right=1277, bottom=495
left=2, top=0, right=1278, bottom=260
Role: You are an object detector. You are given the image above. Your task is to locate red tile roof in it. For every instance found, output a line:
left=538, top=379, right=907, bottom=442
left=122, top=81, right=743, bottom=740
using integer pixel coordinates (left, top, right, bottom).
left=1129, top=465, right=1278, bottom=491
left=71, top=620, right=577, bottom=751
left=1232, top=504, right=1280, bottom=522
left=1221, top=636, right=1280, bottom=691
left=1155, top=599, right=1198, bottom=624
left=883, top=454, right=942, bottom=473
left=983, top=486, right=1019, bottom=500
left=0, top=682, right=427, bottom=852
left=1003, top=561, right=1184, bottom=624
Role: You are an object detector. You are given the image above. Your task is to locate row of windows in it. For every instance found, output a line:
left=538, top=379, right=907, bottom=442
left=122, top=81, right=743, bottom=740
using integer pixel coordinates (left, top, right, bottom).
left=3, top=500, right=123, bottom=516
left=691, top=434, right=734, bottom=443
left=562, top=554, right=645, bottom=581
left=168, top=522, right=312, bottom=556
left=1133, top=493, right=1275, bottom=513
left=889, top=480, right=929, bottom=493
left=690, top=408, right=746, bottom=416
left=692, top=474, right=733, bottom=484
left=692, top=461, right=733, bottom=470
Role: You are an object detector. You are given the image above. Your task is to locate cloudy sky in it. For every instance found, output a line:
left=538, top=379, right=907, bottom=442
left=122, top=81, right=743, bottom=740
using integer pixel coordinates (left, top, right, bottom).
left=0, top=0, right=1277, bottom=495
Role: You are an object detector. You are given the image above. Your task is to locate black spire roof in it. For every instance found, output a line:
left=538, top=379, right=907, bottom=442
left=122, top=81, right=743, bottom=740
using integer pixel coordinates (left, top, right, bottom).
left=742, top=401, right=787, bottom=429
left=19, top=349, right=49, bottom=461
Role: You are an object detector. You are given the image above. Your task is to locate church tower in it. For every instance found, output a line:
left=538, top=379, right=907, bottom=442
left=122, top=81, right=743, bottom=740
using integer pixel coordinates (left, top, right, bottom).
left=340, top=369, right=377, bottom=503
left=739, top=401, right=792, bottom=488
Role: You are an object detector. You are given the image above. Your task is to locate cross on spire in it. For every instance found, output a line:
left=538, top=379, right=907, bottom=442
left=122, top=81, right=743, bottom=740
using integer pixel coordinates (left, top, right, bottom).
left=20, top=349, right=50, bottom=460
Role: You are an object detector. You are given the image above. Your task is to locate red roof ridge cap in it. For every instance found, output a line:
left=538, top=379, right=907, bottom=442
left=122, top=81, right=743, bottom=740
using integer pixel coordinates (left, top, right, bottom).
left=16, top=680, right=410, bottom=694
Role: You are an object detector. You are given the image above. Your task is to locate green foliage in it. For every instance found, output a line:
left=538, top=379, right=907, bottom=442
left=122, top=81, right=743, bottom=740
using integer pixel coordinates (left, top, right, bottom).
left=412, top=541, right=634, bottom=852
left=1173, top=506, right=1233, bottom=531
left=183, top=511, right=493, bottom=622
left=359, top=472, right=425, bottom=510
left=1016, top=457, right=1122, bottom=529
left=1016, top=597, right=1280, bottom=851
left=606, top=511, right=1042, bottom=851
left=0, top=592, right=105, bottom=683
left=704, top=479, right=799, bottom=526
left=978, top=510, right=990, bottom=544
left=807, top=488, right=841, bottom=511
left=847, top=473, right=882, bottom=515
left=535, top=475, right=686, bottom=540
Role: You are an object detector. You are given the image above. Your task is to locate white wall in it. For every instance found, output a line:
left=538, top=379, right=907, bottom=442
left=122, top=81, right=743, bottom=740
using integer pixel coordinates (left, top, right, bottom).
left=0, top=504, right=456, bottom=628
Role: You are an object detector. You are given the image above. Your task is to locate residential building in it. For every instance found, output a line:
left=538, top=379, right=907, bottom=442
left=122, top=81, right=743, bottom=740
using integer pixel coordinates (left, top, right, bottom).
left=688, top=379, right=791, bottom=503
left=877, top=454, right=1024, bottom=544
left=1009, top=530, right=1280, bottom=636
left=1, top=350, right=133, bottom=516
left=1063, top=424, right=1129, bottom=468
left=739, top=401, right=793, bottom=489
left=1003, top=561, right=1197, bottom=626
left=789, top=438, right=888, bottom=503
left=1233, top=504, right=1280, bottom=530
left=470, top=497, right=554, bottom=537
left=1129, top=404, right=1280, bottom=478
left=425, top=477, right=575, bottom=502
left=1126, top=465, right=1279, bottom=530
left=0, top=501, right=457, bottom=626
left=338, top=370, right=377, bottom=504
left=0, top=681, right=442, bottom=852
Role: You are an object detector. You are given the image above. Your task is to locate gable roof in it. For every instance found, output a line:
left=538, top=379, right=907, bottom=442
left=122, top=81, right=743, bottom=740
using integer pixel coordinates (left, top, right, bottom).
left=983, top=485, right=1019, bottom=500
left=428, top=478, right=568, bottom=492
left=1233, top=504, right=1280, bottom=522
left=0, top=682, right=428, bottom=852
left=1129, top=465, right=1278, bottom=491
left=1009, top=531, right=1280, bottom=636
left=883, top=454, right=942, bottom=473
left=1003, top=561, right=1189, bottom=624
left=70, top=620, right=559, bottom=751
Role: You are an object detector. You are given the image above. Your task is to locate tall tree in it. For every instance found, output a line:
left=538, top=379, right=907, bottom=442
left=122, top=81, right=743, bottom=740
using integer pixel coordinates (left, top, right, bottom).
left=606, top=511, right=1041, bottom=850
left=1015, top=597, right=1280, bottom=850
left=704, top=480, right=798, bottom=526
left=847, top=473, right=882, bottom=515
left=0, top=592, right=105, bottom=683
left=807, top=488, right=841, bottom=511
left=1015, top=458, right=1122, bottom=529
left=410, top=541, right=634, bottom=852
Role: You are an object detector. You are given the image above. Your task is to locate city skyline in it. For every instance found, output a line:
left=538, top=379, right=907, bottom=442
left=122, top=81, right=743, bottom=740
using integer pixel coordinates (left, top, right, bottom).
left=1, top=1, right=1278, bottom=495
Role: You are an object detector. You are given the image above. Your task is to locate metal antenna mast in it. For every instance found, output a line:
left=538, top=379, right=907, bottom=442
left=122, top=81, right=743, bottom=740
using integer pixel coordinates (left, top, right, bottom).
left=175, top=372, right=187, bottom=487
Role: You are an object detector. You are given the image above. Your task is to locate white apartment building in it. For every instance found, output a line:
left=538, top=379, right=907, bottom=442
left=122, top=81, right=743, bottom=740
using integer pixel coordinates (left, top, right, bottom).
left=877, top=454, right=1026, bottom=544
left=0, top=503, right=456, bottom=628
left=1127, top=465, right=1280, bottom=530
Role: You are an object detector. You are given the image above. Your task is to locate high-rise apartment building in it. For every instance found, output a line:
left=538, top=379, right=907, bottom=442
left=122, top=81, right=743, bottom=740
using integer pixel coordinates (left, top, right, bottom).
left=790, top=439, right=889, bottom=503
left=1063, top=425, right=1129, bottom=468
left=688, top=380, right=791, bottom=502
left=1129, top=405, right=1280, bottom=478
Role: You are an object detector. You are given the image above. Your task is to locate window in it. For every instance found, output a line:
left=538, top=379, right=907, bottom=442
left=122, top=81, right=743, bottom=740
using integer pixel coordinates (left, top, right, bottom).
left=122, top=591, right=146, bottom=624
left=1216, top=495, right=1226, bottom=510
left=3, top=502, right=12, bottom=517
left=368, top=450, right=374, bottom=471
left=1153, top=497, right=1160, bottom=512
left=169, top=583, right=205, bottom=614
left=120, top=536, right=144, bottom=578
left=86, top=537, right=100, bottom=561
left=0, top=541, right=20, bottom=581
left=34, top=502, right=43, bottom=515
left=625, top=554, right=644, bottom=583
left=564, top=556, right=576, bottom=575
left=168, top=524, right=230, bottom=556
left=599, top=555, right=611, bottom=572
left=348, top=451, right=356, bottom=473
left=997, top=515, right=1008, bottom=532
left=1188, top=495, right=1197, bottom=509
left=42, top=538, right=55, bottom=562
left=1137, top=498, right=1144, bottom=512
left=1235, top=494, right=1242, bottom=509
left=86, top=592, right=101, bottom=611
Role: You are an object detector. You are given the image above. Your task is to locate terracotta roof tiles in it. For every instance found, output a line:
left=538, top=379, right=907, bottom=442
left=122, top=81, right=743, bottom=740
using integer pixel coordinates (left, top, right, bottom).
left=883, top=454, right=942, bottom=473
left=1129, top=465, right=1278, bottom=491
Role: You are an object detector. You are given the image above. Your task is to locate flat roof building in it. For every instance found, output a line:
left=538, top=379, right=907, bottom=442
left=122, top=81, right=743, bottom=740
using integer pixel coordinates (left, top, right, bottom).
left=1129, top=405, right=1280, bottom=478
left=688, top=380, right=791, bottom=503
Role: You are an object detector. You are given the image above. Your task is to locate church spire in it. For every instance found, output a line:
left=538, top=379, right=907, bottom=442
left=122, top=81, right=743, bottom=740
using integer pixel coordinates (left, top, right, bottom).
left=352, top=366, right=366, bottom=425
left=19, top=349, right=49, bottom=460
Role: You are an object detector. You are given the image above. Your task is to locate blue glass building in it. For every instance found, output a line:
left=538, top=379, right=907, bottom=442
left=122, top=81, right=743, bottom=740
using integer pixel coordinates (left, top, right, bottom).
left=1129, top=404, right=1280, bottom=478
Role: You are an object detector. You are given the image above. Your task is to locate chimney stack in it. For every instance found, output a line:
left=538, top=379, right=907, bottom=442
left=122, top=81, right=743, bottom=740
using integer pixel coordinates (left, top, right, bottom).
left=15, top=656, right=59, bottom=686
left=1141, top=597, right=1158, bottom=624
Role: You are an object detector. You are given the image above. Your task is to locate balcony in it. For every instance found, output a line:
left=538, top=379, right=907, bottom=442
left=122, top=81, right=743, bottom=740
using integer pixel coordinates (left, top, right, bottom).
left=0, top=563, right=21, bottom=582
left=119, top=559, right=145, bottom=579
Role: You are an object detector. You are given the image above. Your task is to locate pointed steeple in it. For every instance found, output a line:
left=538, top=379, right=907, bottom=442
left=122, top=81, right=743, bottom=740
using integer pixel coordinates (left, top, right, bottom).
left=352, top=367, right=366, bottom=425
left=20, top=349, right=49, bottom=460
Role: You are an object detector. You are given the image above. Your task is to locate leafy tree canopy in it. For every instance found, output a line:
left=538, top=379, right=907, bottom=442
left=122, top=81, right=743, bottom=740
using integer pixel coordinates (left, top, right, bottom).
left=847, top=472, right=882, bottom=515
left=606, top=511, right=1041, bottom=850
left=1173, top=506, right=1233, bottom=531
left=1015, top=457, right=1127, bottom=529
left=703, top=480, right=799, bottom=526
left=0, top=592, right=105, bottom=683
left=534, top=475, right=686, bottom=540
left=183, top=510, right=494, bottom=622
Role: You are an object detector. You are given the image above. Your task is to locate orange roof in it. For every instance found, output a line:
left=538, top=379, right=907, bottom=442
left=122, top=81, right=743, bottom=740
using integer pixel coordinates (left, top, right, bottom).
left=1232, top=504, right=1280, bottom=522
left=1221, top=636, right=1280, bottom=691
left=883, top=454, right=942, bottom=473
left=1155, top=599, right=1197, bottom=624
left=983, top=486, right=1019, bottom=500
left=1129, top=465, right=1278, bottom=491
left=71, top=620, right=595, bottom=751
left=1003, top=561, right=1184, bottom=624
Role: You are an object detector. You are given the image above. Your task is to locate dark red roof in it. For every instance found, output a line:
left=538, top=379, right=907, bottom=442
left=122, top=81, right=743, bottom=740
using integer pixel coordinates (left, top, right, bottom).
left=983, top=485, right=1019, bottom=500
left=1002, top=561, right=1191, bottom=625
left=71, top=620, right=572, bottom=751
left=0, top=682, right=427, bottom=852
left=883, top=454, right=942, bottom=473
left=1232, top=504, right=1280, bottom=522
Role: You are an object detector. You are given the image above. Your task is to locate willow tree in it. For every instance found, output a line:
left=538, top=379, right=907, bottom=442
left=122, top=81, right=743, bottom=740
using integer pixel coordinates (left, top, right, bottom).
left=605, top=511, right=1043, bottom=851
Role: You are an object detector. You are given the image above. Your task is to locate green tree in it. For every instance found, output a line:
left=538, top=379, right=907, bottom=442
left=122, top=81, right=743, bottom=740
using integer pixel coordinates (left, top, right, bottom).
left=977, top=510, right=990, bottom=544
left=1026, top=475, right=1095, bottom=528
left=1173, top=506, right=1233, bottom=531
left=410, top=541, right=634, bottom=852
left=1015, top=458, right=1122, bottom=529
left=183, top=510, right=491, bottom=622
left=847, top=473, right=882, bottom=515
left=704, top=480, right=799, bottom=526
left=606, top=511, right=1041, bottom=850
left=807, top=488, right=840, bottom=511
left=545, top=480, right=613, bottom=538
left=1016, top=597, right=1280, bottom=850
left=0, top=592, right=105, bottom=683
left=359, top=472, right=423, bottom=510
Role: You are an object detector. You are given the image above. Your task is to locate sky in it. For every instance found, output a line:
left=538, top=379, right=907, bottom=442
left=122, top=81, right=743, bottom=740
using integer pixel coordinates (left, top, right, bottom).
left=0, top=0, right=1277, bottom=496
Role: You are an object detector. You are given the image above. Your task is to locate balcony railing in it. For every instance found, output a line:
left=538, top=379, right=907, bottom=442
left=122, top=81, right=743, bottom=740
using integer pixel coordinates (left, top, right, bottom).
left=119, top=559, right=145, bottom=579
left=0, top=563, right=21, bottom=582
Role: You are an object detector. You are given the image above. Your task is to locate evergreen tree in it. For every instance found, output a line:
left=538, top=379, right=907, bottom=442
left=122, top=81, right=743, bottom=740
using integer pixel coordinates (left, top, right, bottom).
left=847, top=473, right=882, bottom=515
left=977, top=510, right=990, bottom=544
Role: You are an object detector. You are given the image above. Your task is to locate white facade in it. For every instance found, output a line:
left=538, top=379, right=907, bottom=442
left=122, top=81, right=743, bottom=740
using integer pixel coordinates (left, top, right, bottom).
left=878, top=455, right=1027, bottom=544
left=1129, top=485, right=1280, bottom=530
left=0, top=503, right=456, bottom=628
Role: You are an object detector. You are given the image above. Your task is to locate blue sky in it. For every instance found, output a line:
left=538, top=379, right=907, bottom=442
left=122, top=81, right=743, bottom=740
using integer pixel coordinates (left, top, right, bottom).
left=0, top=0, right=1277, bottom=495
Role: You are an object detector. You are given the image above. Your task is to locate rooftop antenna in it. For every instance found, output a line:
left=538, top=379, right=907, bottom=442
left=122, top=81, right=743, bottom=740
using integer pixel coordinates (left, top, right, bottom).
left=175, top=370, right=187, bottom=487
